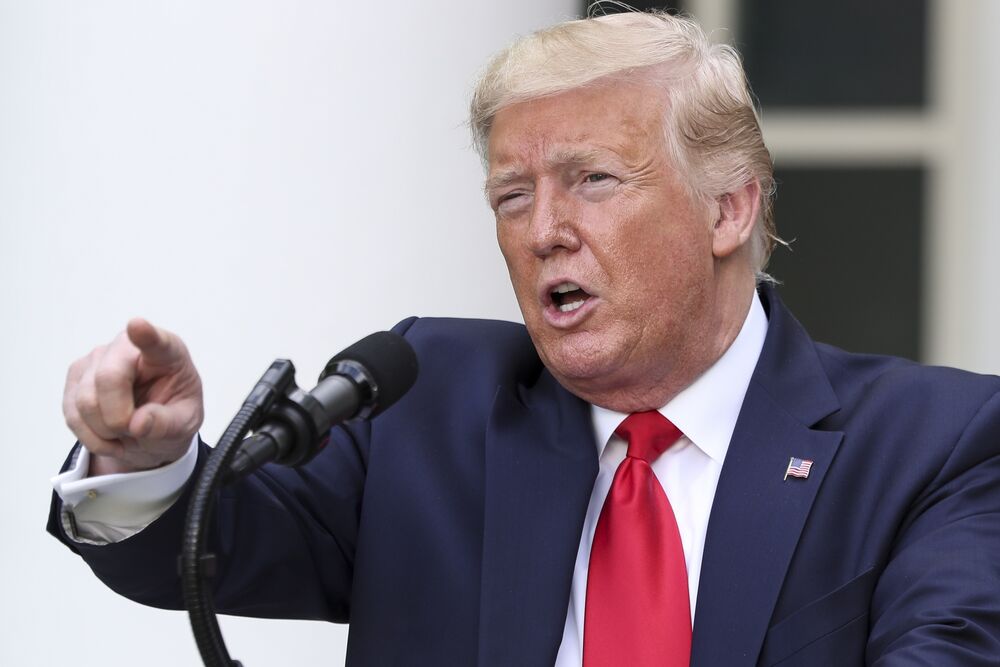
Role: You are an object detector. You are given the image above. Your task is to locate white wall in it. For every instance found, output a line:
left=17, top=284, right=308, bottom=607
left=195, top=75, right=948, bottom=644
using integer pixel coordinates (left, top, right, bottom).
left=0, top=1, right=577, bottom=665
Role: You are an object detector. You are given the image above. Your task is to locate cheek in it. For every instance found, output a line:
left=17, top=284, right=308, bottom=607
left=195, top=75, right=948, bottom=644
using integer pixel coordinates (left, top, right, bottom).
left=629, top=208, right=712, bottom=272
left=496, top=226, right=519, bottom=273
left=497, top=229, right=536, bottom=300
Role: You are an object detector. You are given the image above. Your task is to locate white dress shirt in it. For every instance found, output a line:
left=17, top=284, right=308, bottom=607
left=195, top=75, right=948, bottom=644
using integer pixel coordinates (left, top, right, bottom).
left=52, top=294, right=767, bottom=666
left=553, top=293, right=768, bottom=666
left=51, top=436, right=198, bottom=544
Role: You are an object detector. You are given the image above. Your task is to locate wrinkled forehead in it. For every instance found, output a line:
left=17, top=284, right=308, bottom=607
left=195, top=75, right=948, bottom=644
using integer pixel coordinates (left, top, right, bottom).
left=470, top=64, right=675, bottom=160
left=484, top=78, right=672, bottom=173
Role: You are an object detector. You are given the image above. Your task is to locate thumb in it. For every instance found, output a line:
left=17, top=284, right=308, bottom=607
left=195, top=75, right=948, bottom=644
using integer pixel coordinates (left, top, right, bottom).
left=128, top=402, right=194, bottom=442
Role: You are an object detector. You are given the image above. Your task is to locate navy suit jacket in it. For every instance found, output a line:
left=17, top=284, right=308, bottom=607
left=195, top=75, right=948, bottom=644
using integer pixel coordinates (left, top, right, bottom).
left=50, top=287, right=1000, bottom=665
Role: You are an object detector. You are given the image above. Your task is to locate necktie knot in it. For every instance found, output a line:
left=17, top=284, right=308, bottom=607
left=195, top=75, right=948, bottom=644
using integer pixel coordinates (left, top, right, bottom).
left=615, top=411, right=683, bottom=464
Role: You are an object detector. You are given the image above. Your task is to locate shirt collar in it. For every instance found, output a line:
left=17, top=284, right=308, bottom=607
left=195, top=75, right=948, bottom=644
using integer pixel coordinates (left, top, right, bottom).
left=590, top=290, right=768, bottom=464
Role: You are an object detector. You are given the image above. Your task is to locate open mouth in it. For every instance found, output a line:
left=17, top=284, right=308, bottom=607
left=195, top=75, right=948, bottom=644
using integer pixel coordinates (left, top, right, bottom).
left=550, top=282, right=592, bottom=313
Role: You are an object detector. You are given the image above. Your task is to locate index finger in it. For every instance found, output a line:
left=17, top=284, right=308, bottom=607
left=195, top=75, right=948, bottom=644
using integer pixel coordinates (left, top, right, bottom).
left=126, top=318, right=185, bottom=368
left=93, top=336, right=141, bottom=434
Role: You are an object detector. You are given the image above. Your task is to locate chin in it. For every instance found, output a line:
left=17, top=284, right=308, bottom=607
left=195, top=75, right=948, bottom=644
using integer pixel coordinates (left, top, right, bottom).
left=536, top=332, right=624, bottom=387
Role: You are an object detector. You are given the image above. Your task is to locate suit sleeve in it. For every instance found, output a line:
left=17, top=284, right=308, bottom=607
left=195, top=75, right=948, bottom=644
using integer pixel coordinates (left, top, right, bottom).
left=46, top=316, right=419, bottom=622
left=47, top=422, right=372, bottom=622
left=866, top=389, right=1000, bottom=665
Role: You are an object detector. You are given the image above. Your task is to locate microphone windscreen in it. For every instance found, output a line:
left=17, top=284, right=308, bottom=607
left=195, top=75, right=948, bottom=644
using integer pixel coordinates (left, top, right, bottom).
left=321, top=331, right=419, bottom=417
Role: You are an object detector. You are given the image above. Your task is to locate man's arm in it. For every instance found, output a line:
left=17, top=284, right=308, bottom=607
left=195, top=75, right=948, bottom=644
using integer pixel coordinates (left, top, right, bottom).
left=867, top=389, right=1000, bottom=664
left=50, top=318, right=389, bottom=622
left=48, top=423, right=371, bottom=621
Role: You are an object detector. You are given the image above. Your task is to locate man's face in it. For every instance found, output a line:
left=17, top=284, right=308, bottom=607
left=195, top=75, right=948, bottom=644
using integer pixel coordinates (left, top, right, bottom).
left=487, top=79, right=722, bottom=408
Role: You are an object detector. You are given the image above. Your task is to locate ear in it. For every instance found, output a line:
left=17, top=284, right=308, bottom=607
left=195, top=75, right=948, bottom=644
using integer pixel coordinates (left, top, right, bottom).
left=712, top=180, right=761, bottom=259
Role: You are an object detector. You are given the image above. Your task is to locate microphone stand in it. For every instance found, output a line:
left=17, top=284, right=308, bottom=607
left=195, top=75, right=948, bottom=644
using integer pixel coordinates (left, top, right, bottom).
left=178, top=331, right=417, bottom=666
left=179, top=360, right=300, bottom=667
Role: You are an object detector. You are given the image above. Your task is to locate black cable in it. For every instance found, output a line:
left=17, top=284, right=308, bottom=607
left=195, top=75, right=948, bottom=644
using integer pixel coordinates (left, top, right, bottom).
left=180, top=361, right=296, bottom=667
left=177, top=336, right=416, bottom=665
left=180, top=404, right=252, bottom=666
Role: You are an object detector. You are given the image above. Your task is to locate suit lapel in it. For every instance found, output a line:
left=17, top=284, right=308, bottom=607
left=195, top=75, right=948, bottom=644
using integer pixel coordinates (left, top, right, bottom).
left=474, top=288, right=841, bottom=666
left=691, top=288, right=844, bottom=666
left=477, top=370, right=598, bottom=667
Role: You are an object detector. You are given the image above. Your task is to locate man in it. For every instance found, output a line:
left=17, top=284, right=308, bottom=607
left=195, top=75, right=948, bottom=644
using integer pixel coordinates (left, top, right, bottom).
left=50, top=10, right=1000, bottom=666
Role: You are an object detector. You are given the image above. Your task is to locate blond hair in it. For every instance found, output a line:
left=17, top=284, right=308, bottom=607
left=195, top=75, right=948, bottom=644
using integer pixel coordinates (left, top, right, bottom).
left=470, top=10, right=778, bottom=274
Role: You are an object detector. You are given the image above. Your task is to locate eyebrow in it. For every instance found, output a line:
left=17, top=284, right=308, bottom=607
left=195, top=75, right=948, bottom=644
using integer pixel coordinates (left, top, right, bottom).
left=484, top=169, right=523, bottom=194
left=484, top=147, right=611, bottom=194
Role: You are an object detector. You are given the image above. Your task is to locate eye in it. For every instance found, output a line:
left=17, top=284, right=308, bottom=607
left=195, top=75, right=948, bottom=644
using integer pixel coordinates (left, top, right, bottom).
left=494, top=190, right=531, bottom=216
left=494, top=192, right=522, bottom=210
left=584, top=173, right=611, bottom=183
left=498, top=192, right=523, bottom=204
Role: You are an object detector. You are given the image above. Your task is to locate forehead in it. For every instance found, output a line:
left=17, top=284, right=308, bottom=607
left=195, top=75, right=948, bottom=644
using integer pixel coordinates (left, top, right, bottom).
left=486, top=79, right=668, bottom=176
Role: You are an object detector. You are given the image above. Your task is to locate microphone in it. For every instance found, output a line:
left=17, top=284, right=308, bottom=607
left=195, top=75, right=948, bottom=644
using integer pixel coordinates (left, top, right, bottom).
left=226, top=331, right=419, bottom=482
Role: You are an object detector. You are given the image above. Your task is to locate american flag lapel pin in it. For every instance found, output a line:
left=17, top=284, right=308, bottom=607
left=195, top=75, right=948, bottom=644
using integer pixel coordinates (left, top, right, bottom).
left=784, top=457, right=813, bottom=481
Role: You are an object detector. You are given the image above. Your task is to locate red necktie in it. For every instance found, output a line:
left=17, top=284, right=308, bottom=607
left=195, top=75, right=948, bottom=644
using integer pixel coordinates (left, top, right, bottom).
left=583, top=411, right=691, bottom=667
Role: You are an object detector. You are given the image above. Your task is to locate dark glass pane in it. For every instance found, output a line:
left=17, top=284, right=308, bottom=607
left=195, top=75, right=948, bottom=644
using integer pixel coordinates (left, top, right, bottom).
left=584, top=1, right=685, bottom=15
left=740, top=0, right=927, bottom=108
left=766, top=167, right=924, bottom=360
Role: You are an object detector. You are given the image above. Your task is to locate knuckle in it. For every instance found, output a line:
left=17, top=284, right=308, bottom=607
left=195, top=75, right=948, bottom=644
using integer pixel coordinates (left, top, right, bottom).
left=103, top=411, right=129, bottom=433
left=75, top=385, right=99, bottom=416
left=66, top=357, right=85, bottom=379
left=93, top=363, right=123, bottom=390
left=64, top=409, right=82, bottom=432
left=63, top=380, right=77, bottom=407
left=66, top=353, right=95, bottom=386
left=62, top=383, right=78, bottom=415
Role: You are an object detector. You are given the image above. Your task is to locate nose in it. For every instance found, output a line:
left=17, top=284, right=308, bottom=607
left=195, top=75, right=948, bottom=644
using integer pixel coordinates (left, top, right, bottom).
left=526, top=185, right=581, bottom=258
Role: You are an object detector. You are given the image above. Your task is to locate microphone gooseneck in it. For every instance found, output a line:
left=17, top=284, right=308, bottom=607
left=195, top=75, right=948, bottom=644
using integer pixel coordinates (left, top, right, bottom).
left=181, top=331, right=418, bottom=667
left=226, top=331, right=419, bottom=482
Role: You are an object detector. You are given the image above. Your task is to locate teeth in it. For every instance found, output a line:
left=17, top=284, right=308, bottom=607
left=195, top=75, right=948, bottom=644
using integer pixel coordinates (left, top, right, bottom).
left=558, top=299, right=585, bottom=313
left=553, top=282, right=580, bottom=294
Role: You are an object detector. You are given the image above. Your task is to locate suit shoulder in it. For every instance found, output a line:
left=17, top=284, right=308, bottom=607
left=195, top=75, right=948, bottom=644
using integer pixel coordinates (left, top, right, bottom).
left=814, top=342, right=1000, bottom=422
left=390, top=316, right=542, bottom=385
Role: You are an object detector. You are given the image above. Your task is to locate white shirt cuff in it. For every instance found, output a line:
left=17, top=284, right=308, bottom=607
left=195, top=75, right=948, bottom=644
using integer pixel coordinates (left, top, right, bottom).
left=50, top=436, right=199, bottom=545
